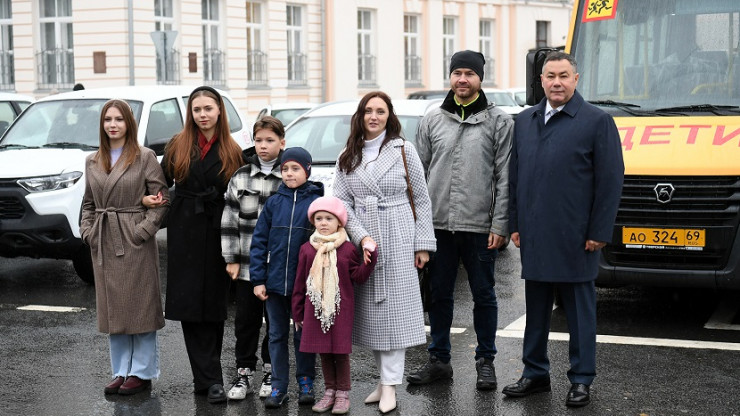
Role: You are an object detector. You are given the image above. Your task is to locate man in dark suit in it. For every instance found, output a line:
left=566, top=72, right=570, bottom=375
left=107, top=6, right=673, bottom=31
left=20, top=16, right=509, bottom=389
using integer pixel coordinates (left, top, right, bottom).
left=503, top=51, right=624, bottom=407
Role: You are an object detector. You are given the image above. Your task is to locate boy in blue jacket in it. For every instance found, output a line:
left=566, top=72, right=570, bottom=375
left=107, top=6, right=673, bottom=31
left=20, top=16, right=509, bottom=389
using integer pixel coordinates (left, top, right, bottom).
left=250, top=147, right=324, bottom=409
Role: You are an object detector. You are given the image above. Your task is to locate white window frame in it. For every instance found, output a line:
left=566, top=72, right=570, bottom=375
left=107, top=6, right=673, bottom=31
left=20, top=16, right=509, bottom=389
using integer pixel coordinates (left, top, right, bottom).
left=0, top=0, right=13, bottom=90
left=202, top=0, right=224, bottom=85
left=442, top=16, right=457, bottom=80
left=357, top=9, right=376, bottom=85
left=404, top=14, right=421, bottom=86
left=286, top=4, right=306, bottom=85
left=38, top=0, right=74, bottom=89
left=479, top=19, right=495, bottom=85
left=154, top=0, right=179, bottom=85
left=246, top=1, right=267, bottom=86
left=536, top=20, right=550, bottom=48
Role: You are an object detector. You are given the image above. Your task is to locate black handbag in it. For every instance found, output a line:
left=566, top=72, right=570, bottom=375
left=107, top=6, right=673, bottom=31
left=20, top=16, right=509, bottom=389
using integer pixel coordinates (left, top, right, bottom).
left=401, top=144, right=431, bottom=312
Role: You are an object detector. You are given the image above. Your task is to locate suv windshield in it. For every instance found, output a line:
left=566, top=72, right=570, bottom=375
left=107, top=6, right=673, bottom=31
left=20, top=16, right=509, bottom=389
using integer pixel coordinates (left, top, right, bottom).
left=285, top=115, right=422, bottom=164
left=485, top=91, right=518, bottom=106
left=1, top=99, right=143, bottom=148
left=573, top=0, right=740, bottom=111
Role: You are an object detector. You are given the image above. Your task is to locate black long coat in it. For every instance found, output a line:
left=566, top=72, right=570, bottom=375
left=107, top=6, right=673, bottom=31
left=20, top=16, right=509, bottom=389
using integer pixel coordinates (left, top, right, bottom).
left=509, top=91, right=624, bottom=282
left=162, top=141, right=234, bottom=322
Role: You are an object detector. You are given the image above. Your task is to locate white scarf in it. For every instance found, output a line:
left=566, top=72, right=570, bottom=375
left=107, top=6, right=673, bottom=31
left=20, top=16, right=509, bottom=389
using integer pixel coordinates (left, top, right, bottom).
left=307, top=228, right=347, bottom=333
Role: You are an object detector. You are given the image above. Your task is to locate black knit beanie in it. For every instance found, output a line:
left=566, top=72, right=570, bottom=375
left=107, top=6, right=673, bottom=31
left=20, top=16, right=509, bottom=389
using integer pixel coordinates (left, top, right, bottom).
left=449, top=50, right=485, bottom=80
left=281, top=147, right=312, bottom=178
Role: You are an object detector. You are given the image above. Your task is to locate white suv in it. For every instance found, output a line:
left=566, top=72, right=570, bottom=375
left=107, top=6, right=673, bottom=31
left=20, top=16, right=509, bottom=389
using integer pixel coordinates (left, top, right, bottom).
left=0, top=86, right=249, bottom=284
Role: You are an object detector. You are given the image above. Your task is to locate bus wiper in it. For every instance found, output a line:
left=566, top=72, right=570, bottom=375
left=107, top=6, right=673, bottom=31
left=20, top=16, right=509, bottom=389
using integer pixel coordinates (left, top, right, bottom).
left=589, top=100, right=641, bottom=108
left=655, top=104, right=740, bottom=115
left=42, top=142, right=99, bottom=150
left=0, top=144, right=40, bottom=150
left=588, top=100, right=648, bottom=116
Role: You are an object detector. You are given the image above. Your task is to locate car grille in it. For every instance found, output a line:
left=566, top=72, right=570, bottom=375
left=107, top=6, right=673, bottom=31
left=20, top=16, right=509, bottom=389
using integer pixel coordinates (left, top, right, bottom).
left=603, top=175, right=740, bottom=270
left=0, top=179, right=25, bottom=219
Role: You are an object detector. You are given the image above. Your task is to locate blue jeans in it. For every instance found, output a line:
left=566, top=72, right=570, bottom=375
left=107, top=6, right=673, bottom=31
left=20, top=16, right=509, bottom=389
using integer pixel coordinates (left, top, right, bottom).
left=427, top=230, right=498, bottom=362
left=109, top=331, right=159, bottom=380
left=265, top=294, right=316, bottom=392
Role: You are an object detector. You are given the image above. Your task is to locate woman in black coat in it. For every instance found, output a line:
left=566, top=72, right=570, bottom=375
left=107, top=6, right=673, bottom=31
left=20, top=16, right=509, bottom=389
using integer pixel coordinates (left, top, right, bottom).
left=157, top=86, right=244, bottom=403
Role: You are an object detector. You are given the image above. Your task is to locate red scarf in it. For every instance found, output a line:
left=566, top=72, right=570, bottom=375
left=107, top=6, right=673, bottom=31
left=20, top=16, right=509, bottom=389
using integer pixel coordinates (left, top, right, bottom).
left=197, top=131, right=218, bottom=160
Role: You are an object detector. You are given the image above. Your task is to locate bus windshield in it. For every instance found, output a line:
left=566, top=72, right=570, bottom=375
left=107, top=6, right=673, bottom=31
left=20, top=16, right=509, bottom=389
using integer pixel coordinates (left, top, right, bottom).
left=572, top=0, right=740, bottom=110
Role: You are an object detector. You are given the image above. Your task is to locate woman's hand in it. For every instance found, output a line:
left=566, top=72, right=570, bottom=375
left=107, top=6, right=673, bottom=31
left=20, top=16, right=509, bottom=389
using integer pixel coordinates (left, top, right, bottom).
left=253, top=284, right=268, bottom=301
left=226, top=263, right=240, bottom=280
left=361, top=236, right=377, bottom=265
left=295, top=321, right=303, bottom=331
left=142, top=191, right=167, bottom=208
left=415, top=251, right=429, bottom=269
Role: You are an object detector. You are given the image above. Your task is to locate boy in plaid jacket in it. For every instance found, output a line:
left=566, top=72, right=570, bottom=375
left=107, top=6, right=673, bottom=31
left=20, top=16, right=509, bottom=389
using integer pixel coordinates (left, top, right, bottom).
left=221, top=116, right=285, bottom=400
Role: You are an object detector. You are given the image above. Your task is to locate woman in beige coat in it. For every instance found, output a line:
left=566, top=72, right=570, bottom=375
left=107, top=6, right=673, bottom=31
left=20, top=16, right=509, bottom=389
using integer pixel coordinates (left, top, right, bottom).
left=80, top=99, right=169, bottom=396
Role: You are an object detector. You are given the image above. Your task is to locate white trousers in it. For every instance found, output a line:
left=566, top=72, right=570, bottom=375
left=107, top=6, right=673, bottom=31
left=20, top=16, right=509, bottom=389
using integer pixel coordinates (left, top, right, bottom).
left=372, top=349, right=406, bottom=385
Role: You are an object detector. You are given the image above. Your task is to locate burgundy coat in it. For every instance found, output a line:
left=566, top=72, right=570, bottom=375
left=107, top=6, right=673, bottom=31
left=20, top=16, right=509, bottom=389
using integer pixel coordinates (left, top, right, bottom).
left=292, top=240, right=377, bottom=354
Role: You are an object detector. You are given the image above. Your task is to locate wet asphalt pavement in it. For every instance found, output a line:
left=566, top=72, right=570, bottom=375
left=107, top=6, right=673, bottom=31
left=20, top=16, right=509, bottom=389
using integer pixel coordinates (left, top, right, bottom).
left=1, top=232, right=740, bottom=416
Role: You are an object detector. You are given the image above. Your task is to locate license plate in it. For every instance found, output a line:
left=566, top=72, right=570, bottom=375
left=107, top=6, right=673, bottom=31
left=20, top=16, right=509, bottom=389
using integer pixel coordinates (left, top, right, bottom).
left=622, top=227, right=706, bottom=248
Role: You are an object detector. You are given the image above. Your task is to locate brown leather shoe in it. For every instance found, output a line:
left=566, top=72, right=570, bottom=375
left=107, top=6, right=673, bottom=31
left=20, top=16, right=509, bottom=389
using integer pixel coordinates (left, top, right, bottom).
left=118, top=376, right=152, bottom=395
left=104, top=376, right=125, bottom=394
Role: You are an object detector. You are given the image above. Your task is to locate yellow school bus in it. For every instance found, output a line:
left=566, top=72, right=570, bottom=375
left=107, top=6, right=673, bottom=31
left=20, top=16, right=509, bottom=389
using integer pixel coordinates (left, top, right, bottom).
left=547, top=0, right=740, bottom=288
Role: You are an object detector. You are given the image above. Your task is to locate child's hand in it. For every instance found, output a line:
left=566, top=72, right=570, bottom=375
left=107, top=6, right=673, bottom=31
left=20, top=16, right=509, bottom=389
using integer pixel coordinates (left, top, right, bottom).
left=226, top=263, right=240, bottom=280
left=295, top=321, right=303, bottom=331
left=253, top=284, right=268, bottom=300
left=361, top=236, right=377, bottom=265
left=143, top=191, right=167, bottom=208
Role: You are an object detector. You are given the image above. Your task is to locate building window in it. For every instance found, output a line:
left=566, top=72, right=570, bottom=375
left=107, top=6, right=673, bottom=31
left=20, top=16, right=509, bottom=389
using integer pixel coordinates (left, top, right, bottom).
left=536, top=20, right=550, bottom=48
left=154, top=0, right=179, bottom=85
left=202, top=0, right=224, bottom=86
left=0, top=0, right=13, bottom=91
left=286, top=4, right=306, bottom=86
left=442, top=16, right=456, bottom=80
left=37, top=0, right=74, bottom=90
left=404, top=14, right=421, bottom=86
left=357, top=9, right=375, bottom=86
left=479, top=20, right=495, bottom=85
left=246, top=1, right=267, bottom=86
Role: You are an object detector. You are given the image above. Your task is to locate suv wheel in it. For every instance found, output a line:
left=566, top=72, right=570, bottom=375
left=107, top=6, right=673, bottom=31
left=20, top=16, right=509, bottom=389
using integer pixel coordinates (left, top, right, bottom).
left=72, top=246, right=95, bottom=285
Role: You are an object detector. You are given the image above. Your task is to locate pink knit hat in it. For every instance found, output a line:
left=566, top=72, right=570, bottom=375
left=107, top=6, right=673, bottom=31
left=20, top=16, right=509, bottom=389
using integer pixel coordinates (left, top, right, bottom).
left=307, top=196, right=348, bottom=226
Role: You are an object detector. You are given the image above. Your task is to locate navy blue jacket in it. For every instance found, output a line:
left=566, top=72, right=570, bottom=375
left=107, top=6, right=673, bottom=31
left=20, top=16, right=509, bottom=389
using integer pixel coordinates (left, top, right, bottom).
left=509, top=91, right=624, bottom=282
left=249, top=180, right=324, bottom=295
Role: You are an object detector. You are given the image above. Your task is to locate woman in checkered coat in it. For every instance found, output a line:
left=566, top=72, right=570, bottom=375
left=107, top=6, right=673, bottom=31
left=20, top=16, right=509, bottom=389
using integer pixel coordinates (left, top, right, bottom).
left=333, top=91, right=436, bottom=413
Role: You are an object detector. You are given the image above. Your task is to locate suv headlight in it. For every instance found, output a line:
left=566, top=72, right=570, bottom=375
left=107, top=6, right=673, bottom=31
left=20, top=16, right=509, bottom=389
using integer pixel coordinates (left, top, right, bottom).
left=17, top=172, right=83, bottom=193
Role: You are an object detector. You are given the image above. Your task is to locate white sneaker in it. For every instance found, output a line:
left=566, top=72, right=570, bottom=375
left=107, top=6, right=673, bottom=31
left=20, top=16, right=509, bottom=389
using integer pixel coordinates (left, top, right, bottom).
left=227, top=368, right=254, bottom=400
left=259, top=364, right=272, bottom=398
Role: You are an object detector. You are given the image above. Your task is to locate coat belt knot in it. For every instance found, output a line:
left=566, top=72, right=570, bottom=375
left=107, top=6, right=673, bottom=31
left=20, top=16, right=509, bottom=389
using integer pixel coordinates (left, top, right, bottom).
left=94, top=205, right=146, bottom=265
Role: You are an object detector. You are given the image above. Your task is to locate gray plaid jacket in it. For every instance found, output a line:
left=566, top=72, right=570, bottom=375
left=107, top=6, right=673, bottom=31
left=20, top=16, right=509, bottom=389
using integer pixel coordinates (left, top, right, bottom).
left=220, top=152, right=282, bottom=281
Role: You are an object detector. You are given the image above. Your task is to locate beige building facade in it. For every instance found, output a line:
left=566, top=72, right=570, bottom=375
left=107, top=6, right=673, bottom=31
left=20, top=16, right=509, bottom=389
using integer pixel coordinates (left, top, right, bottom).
left=3, top=0, right=572, bottom=118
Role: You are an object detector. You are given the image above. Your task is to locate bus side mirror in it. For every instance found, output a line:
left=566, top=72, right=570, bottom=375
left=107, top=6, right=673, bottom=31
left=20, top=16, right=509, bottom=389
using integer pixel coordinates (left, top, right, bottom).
left=526, top=48, right=560, bottom=106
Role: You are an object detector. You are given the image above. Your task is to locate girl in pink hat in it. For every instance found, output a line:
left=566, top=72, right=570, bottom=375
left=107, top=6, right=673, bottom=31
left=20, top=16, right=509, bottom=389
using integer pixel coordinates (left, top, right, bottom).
left=292, top=196, right=378, bottom=414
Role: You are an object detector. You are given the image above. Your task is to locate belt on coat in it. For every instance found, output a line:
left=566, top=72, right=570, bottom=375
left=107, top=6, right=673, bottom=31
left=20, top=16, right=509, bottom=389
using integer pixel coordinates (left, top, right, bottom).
left=93, top=205, right=147, bottom=265
left=353, top=193, right=410, bottom=303
left=176, top=186, right=222, bottom=226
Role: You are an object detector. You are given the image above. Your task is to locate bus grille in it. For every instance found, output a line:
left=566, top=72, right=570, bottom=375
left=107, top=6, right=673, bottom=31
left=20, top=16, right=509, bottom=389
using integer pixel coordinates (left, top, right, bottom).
left=603, top=175, right=740, bottom=270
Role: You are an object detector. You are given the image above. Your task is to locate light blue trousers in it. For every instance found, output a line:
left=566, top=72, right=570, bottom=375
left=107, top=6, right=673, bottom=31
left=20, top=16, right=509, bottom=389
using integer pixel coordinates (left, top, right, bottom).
left=109, top=331, right=160, bottom=380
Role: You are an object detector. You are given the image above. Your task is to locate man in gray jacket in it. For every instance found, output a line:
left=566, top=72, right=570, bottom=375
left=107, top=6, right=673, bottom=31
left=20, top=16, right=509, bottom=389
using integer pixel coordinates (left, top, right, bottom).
left=409, top=50, right=513, bottom=391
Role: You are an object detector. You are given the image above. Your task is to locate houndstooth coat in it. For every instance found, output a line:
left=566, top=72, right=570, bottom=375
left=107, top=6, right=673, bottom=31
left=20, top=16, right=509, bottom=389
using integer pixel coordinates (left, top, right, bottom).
left=333, top=138, right=436, bottom=351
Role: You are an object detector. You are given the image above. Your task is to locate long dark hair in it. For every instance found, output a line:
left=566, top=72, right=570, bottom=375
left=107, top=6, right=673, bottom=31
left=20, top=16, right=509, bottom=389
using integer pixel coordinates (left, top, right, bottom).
left=337, top=91, right=403, bottom=173
left=95, top=99, right=140, bottom=173
left=163, top=86, right=243, bottom=183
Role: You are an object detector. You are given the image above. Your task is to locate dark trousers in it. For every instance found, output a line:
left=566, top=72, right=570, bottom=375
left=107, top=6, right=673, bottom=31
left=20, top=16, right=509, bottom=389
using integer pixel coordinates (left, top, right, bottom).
left=265, top=294, right=316, bottom=392
left=427, top=229, right=498, bottom=362
left=522, top=280, right=597, bottom=385
left=181, top=320, right=225, bottom=392
left=234, top=279, right=270, bottom=370
left=320, top=353, right=351, bottom=391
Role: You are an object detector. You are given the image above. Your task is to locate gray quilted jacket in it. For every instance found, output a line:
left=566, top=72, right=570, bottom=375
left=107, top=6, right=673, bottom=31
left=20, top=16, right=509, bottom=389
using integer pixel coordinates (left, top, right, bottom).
left=416, top=95, right=513, bottom=236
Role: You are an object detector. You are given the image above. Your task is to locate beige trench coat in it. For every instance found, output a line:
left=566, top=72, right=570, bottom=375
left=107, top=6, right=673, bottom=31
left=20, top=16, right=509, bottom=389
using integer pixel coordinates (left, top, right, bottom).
left=80, top=147, right=168, bottom=334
